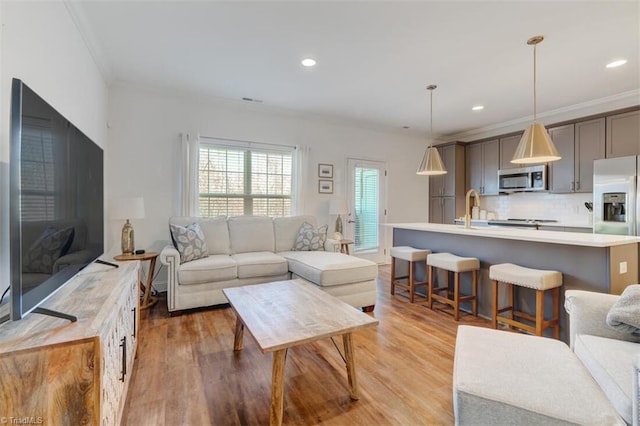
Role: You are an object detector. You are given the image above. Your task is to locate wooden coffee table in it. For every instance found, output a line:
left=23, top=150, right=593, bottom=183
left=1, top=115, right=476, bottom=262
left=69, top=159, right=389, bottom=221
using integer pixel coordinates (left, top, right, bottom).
left=223, top=280, right=378, bottom=426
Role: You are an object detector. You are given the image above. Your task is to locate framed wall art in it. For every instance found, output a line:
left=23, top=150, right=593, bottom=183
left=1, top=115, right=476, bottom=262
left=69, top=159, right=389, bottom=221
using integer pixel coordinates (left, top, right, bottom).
left=318, top=163, right=333, bottom=178
left=318, top=180, right=334, bottom=194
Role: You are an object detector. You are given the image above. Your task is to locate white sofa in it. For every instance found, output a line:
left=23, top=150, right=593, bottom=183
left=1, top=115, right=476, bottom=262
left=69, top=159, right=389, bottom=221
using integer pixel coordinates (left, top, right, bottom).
left=159, top=215, right=378, bottom=314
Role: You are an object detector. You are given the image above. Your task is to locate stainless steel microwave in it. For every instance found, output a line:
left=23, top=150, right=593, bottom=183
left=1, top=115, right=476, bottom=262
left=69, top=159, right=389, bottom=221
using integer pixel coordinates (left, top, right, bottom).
left=498, top=165, right=547, bottom=193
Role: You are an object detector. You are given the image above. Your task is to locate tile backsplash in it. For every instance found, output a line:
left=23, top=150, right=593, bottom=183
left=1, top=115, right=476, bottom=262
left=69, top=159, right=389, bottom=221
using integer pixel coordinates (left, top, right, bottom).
left=480, top=192, right=594, bottom=225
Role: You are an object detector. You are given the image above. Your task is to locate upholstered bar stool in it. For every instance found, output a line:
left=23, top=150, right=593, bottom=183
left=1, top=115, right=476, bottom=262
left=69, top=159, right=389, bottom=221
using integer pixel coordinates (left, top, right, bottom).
left=390, top=246, right=431, bottom=303
left=427, top=253, right=479, bottom=321
left=490, top=263, right=563, bottom=338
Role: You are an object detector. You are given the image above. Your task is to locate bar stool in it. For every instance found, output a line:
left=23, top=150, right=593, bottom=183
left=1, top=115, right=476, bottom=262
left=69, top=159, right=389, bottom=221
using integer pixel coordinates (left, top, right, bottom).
left=490, top=263, right=563, bottom=338
left=390, top=246, right=431, bottom=303
left=427, top=253, right=479, bottom=321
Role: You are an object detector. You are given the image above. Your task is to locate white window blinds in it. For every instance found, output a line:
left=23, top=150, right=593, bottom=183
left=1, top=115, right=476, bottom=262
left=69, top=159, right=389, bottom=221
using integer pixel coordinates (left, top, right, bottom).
left=197, top=138, right=295, bottom=217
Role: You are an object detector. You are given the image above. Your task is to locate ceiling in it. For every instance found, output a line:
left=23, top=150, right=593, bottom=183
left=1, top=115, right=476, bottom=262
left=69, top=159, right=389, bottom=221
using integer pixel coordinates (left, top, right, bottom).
left=70, top=1, right=640, bottom=140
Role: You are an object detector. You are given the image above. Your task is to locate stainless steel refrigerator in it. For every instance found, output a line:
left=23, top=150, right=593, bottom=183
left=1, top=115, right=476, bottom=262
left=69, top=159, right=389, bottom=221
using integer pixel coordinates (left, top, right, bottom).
left=593, top=156, right=640, bottom=235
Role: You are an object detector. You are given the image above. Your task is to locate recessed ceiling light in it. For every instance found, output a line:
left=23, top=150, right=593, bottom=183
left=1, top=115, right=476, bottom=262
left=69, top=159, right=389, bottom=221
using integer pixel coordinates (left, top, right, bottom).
left=606, top=59, right=627, bottom=68
left=301, top=58, right=316, bottom=67
left=472, top=105, right=484, bottom=111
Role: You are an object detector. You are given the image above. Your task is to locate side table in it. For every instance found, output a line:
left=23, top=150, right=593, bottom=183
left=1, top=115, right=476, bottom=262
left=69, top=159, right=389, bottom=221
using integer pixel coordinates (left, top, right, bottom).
left=114, top=251, right=159, bottom=310
left=336, top=239, right=354, bottom=255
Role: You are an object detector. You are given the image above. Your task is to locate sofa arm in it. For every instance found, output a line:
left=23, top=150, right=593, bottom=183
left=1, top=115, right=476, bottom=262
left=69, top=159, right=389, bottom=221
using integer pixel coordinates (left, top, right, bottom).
left=160, top=245, right=180, bottom=312
left=160, top=245, right=180, bottom=266
left=325, top=238, right=340, bottom=252
left=564, top=289, right=640, bottom=349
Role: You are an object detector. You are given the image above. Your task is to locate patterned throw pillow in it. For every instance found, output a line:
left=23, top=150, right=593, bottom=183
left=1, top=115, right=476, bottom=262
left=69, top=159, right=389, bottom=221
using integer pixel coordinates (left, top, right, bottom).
left=23, top=226, right=75, bottom=274
left=170, top=222, right=209, bottom=263
left=292, top=222, right=328, bottom=251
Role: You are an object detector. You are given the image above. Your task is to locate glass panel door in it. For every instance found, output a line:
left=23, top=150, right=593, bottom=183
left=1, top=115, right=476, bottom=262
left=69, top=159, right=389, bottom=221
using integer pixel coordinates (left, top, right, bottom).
left=346, top=158, right=386, bottom=263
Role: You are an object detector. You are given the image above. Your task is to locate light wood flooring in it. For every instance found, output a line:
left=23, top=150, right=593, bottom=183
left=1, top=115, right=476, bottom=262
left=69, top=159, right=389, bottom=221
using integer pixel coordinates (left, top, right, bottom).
left=122, top=265, right=491, bottom=425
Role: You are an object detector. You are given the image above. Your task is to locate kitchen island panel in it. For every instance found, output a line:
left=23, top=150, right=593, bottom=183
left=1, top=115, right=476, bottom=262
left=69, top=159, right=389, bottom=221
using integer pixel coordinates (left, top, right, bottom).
left=393, top=226, right=638, bottom=342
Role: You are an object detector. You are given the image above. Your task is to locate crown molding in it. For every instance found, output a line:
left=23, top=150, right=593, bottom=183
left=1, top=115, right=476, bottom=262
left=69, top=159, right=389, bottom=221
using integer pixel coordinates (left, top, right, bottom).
left=64, top=1, right=114, bottom=83
left=442, top=89, right=640, bottom=143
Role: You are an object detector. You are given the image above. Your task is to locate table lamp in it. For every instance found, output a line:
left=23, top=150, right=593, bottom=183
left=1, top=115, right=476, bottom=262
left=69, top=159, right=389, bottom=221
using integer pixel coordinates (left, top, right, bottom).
left=110, top=197, right=145, bottom=255
left=329, top=198, right=348, bottom=240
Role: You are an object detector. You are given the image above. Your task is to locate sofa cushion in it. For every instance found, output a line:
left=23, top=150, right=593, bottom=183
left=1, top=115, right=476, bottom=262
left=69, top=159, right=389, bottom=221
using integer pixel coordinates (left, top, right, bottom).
left=231, top=252, right=288, bottom=279
left=574, top=333, right=640, bottom=424
left=170, top=216, right=230, bottom=255
left=178, top=255, right=237, bottom=285
left=280, top=251, right=377, bottom=287
left=274, top=215, right=317, bottom=253
left=170, top=222, right=209, bottom=263
left=292, top=222, right=328, bottom=251
left=228, top=216, right=275, bottom=253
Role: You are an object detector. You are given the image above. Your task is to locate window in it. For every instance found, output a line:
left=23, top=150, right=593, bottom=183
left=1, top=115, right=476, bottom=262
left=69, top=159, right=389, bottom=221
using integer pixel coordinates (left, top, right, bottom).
left=353, top=166, right=379, bottom=251
left=197, top=139, right=294, bottom=217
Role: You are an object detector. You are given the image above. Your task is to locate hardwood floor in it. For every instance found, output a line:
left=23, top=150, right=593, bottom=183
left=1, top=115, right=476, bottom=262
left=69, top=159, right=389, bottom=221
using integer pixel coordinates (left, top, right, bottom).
left=122, top=265, right=491, bottom=425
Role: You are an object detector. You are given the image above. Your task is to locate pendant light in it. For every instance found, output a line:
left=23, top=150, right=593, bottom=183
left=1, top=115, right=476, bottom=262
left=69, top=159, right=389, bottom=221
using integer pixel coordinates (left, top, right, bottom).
left=511, top=35, right=561, bottom=164
left=417, top=85, right=447, bottom=175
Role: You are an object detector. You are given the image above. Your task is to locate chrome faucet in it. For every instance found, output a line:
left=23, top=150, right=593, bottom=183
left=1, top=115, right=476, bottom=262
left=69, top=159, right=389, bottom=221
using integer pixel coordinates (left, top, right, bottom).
left=465, top=189, right=481, bottom=229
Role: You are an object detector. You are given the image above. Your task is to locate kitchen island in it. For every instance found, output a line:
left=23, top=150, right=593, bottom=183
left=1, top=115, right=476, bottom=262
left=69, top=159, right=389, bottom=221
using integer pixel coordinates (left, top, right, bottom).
left=390, top=223, right=640, bottom=340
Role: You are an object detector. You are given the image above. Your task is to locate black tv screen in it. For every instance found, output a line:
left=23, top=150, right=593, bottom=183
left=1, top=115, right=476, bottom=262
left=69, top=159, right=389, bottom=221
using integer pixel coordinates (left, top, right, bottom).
left=5, top=79, right=104, bottom=322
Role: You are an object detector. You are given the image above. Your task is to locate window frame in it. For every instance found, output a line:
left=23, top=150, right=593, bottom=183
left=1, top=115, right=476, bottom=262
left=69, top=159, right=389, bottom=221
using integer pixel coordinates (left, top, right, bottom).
left=196, top=137, right=297, bottom=217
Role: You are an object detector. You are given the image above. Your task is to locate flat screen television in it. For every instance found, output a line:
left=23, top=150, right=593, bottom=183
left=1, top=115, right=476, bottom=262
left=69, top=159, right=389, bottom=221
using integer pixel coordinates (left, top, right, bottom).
left=2, top=79, right=105, bottom=323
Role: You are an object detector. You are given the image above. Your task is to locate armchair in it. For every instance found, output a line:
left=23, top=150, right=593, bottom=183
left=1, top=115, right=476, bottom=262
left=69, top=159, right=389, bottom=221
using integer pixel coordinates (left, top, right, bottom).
left=565, top=290, right=640, bottom=425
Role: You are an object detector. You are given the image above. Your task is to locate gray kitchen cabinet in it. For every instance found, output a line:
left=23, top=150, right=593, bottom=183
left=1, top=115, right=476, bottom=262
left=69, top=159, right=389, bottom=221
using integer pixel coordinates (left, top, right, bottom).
left=429, top=143, right=465, bottom=224
left=549, top=124, right=575, bottom=193
left=549, top=118, right=605, bottom=193
left=499, top=134, right=523, bottom=170
left=429, top=197, right=456, bottom=225
left=575, top=118, right=605, bottom=192
left=466, top=139, right=499, bottom=195
left=606, top=110, right=640, bottom=158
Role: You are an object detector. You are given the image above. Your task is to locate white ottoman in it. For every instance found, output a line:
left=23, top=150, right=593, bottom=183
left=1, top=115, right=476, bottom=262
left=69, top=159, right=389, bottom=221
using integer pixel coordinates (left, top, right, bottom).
left=454, top=326, right=625, bottom=425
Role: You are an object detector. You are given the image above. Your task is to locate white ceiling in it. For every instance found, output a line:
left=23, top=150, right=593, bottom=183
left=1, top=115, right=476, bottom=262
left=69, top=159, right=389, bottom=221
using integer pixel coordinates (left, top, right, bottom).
left=70, top=0, right=640, bottom=140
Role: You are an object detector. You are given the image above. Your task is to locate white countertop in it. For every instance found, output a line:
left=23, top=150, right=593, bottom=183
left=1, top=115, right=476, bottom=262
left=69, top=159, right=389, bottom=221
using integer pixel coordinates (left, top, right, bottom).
left=389, top=222, right=640, bottom=248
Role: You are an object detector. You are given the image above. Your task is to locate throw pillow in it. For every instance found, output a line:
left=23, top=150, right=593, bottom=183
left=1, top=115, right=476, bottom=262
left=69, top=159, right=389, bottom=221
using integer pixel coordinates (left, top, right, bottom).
left=292, top=222, right=328, bottom=251
left=170, top=222, right=209, bottom=263
left=606, top=284, right=640, bottom=336
left=23, top=226, right=75, bottom=274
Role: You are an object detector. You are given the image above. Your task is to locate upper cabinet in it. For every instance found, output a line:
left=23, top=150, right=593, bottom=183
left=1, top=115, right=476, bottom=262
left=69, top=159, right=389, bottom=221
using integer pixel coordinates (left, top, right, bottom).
left=548, top=124, right=576, bottom=193
left=466, top=139, right=499, bottom=195
left=499, top=134, right=523, bottom=170
left=430, top=144, right=464, bottom=197
left=575, top=118, right=605, bottom=192
left=549, top=118, right=604, bottom=193
left=606, top=110, right=640, bottom=158
left=429, top=144, right=466, bottom=224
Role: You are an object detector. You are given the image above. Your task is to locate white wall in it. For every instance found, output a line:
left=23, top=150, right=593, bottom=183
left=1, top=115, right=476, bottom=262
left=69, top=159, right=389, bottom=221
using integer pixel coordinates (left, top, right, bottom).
left=0, top=2, right=108, bottom=291
left=106, top=86, right=430, bottom=287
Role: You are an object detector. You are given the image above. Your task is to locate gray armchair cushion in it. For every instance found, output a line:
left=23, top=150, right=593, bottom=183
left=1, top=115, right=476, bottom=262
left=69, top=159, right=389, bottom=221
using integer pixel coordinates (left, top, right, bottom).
left=607, top=285, right=640, bottom=337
